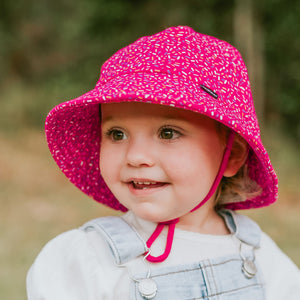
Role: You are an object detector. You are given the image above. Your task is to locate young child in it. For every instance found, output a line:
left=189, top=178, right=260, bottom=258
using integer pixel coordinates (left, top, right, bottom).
left=27, top=26, right=300, bottom=299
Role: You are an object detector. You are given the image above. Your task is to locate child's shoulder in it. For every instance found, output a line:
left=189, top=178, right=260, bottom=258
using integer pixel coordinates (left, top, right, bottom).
left=258, top=230, right=298, bottom=267
left=38, top=228, right=87, bottom=254
left=28, top=228, right=101, bottom=277
left=256, top=231, right=300, bottom=299
left=31, top=214, right=137, bottom=266
left=258, top=231, right=299, bottom=272
left=27, top=224, right=120, bottom=298
left=31, top=223, right=117, bottom=266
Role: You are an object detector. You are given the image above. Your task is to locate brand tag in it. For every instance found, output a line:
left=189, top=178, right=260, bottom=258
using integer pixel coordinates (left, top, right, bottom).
left=200, top=84, right=218, bottom=99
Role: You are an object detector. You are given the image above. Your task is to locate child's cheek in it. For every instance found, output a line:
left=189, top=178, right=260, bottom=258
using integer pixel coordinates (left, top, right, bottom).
left=99, top=143, right=112, bottom=182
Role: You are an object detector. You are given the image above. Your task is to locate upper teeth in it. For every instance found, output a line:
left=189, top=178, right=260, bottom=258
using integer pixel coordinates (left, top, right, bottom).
left=133, top=181, right=156, bottom=185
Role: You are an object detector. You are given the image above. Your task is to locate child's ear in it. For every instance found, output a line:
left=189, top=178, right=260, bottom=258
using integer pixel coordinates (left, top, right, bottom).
left=223, top=135, right=248, bottom=177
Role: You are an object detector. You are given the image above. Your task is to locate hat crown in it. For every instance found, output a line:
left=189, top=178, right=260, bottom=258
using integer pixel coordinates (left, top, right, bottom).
left=97, top=26, right=258, bottom=137
left=100, top=26, right=236, bottom=83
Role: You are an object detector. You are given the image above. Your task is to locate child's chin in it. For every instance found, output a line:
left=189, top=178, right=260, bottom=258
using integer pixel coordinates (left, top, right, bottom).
left=133, top=209, right=174, bottom=224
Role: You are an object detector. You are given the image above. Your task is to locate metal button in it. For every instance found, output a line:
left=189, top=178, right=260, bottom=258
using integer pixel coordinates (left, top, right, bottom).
left=138, top=278, right=157, bottom=299
left=242, top=259, right=257, bottom=279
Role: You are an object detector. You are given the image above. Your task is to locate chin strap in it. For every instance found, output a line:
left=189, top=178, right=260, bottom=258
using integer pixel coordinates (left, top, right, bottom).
left=145, top=131, right=235, bottom=263
left=146, top=219, right=179, bottom=262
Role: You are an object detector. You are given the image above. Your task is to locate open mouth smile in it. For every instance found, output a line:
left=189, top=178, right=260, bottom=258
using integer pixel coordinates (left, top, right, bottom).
left=127, top=180, right=168, bottom=190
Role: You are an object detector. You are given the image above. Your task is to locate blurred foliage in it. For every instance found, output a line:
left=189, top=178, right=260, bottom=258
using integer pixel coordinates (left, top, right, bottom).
left=0, top=0, right=299, bottom=138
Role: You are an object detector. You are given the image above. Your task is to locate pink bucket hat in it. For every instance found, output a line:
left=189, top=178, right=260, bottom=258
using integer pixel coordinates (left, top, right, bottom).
left=45, top=26, right=278, bottom=212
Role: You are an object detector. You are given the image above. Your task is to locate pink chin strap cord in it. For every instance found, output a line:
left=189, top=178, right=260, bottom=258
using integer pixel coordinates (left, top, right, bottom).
left=145, top=131, right=235, bottom=263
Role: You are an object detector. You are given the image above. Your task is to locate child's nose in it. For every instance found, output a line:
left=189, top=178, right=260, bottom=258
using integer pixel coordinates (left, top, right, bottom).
left=125, top=138, right=155, bottom=167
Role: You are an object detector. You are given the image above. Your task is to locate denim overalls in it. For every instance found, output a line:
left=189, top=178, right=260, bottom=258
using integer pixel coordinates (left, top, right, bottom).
left=82, top=210, right=265, bottom=299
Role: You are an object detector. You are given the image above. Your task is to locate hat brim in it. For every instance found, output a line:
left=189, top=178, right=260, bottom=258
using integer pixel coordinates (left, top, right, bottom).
left=46, top=72, right=278, bottom=211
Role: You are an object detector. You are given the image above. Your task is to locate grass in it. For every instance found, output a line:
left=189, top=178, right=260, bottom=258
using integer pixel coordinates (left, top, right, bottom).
left=0, top=127, right=299, bottom=299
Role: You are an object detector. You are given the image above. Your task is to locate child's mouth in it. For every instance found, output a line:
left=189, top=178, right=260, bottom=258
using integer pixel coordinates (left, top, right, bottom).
left=131, top=181, right=167, bottom=190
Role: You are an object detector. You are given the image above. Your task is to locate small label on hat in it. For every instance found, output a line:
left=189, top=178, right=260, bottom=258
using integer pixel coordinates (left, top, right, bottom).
left=200, top=84, right=218, bottom=99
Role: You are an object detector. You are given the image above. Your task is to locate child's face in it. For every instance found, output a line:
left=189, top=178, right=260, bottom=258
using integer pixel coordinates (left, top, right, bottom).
left=100, top=102, right=226, bottom=223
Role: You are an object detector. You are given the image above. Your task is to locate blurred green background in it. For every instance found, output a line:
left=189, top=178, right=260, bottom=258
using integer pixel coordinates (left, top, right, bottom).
left=0, top=0, right=299, bottom=299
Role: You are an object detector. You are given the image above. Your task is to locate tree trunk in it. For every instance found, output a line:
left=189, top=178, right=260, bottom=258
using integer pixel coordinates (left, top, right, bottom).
left=233, top=0, right=265, bottom=126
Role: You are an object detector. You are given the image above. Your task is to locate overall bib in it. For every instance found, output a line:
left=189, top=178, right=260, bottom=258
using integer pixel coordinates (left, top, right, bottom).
left=82, top=210, right=265, bottom=299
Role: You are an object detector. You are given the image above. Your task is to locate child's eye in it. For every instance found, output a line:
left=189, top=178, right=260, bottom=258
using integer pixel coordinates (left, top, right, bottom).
left=159, top=127, right=181, bottom=139
left=106, top=129, right=127, bottom=141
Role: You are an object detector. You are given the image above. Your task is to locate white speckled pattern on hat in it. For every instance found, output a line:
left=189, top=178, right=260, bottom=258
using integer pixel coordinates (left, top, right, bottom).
left=45, top=26, right=278, bottom=211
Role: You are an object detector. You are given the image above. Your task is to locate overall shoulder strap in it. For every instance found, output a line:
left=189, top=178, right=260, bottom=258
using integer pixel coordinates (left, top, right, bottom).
left=219, top=209, right=261, bottom=248
left=81, top=216, right=147, bottom=265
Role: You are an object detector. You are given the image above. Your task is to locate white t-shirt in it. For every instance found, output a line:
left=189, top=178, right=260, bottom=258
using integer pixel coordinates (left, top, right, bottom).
left=27, top=211, right=300, bottom=299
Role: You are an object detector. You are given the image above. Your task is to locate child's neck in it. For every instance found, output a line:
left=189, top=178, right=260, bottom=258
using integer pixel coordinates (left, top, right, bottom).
left=176, top=203, right=230, bottom=235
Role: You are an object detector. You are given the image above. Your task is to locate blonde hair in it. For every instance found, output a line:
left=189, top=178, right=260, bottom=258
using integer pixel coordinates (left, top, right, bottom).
left=215, top=125, right=262, bottom=208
